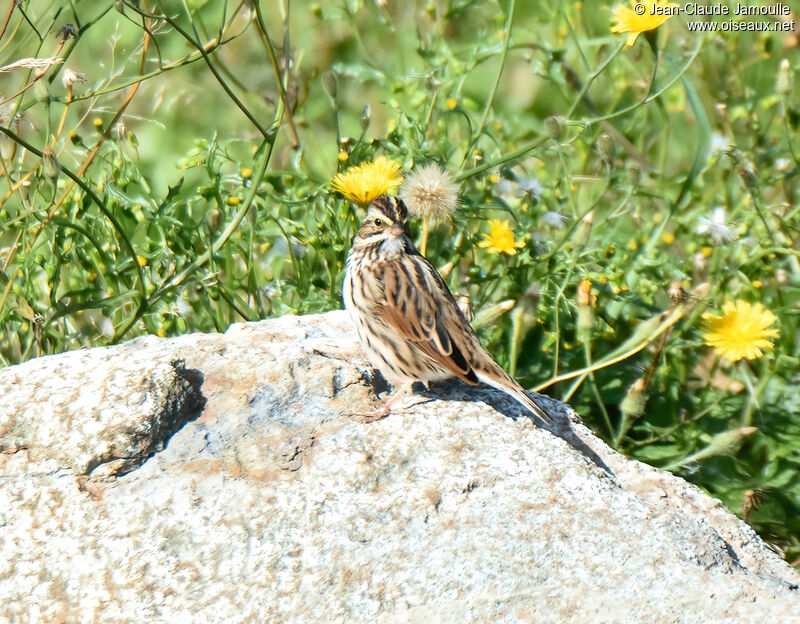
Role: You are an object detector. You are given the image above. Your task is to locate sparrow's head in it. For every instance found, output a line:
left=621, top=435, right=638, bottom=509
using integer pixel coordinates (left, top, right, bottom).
left=352, top=195, right=413, bottom=252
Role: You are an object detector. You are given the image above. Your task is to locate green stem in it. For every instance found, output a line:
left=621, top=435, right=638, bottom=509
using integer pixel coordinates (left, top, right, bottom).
left=253, top=1, right=300, bottom=148
left=586, top=38, right=702, bottom=125
left=631, top=403, right=715, bottom=448
left=455, top=137, right=548, bottom=182
left=470, top=0, right=515, bottom=150
left=0, top=124, right=147, bottom=301
left=569, top=335, right=613, bottom=440
left=121, top=1, right=271, bottom=138
left=566, top=41, right=625, bottom=119
left=113, top=134, right=276, bottom=343
left=738, top=361, right=769, bottom=427
left=420, top=218, right=430, bottom=256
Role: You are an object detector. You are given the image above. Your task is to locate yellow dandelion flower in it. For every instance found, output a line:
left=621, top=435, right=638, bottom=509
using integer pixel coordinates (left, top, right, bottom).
left=478, top=219, right=525, bottom=256
left=702, top=300, right=779, bottom=362
left=445, top=97, right=458, bottom=110
left=137, top=255, right=148, bottom=266
left=611, top=0, right=679, bottom=47
left=331, top=156, right=402, bottom=206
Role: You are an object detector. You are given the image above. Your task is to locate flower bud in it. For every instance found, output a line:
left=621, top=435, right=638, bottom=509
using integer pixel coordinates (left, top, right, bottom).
left=456, top=294, right=473, bottom=322
left=620, top=378, right=648, bottom=423
left=206, top=208, right=220, bottom=232
left=704, top=427, right=757, bottom=457
left=597, top=134, right=616, bottom=166
left=360, top=104, right=371, bottom=133
left=576, top=278, right=595, bottom=339
left=735, top=161, right=758, bottom=193
left=0, top=132, right=16, bottom=162
left=665, top=426, right=758, bottom=470
left=574, top=211, right=593, bottom=248
left=472, top=299, right=515, bottom=330
left=42, top=147, right=59, bottom=179
left=777, top=59, right=792, bottom=95
left=628, top=163, right=641, bottom=187
left=577, top=278, right=595, bottom=307
left=545, top=116, right=562, bottom=142
left=322, top=70, right=338, bottom=101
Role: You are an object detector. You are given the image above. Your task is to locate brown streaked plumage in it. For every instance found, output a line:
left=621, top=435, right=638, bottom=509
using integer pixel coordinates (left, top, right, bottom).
left=343, top=195, right=551, bottom=423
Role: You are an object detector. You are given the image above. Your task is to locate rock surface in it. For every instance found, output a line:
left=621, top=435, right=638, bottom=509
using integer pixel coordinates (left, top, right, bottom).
left=0, top=310, right=798, bottom=623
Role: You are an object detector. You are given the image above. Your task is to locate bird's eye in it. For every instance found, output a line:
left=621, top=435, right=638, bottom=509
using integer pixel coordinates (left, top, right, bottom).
left=374, top=218, right=382, bottom=227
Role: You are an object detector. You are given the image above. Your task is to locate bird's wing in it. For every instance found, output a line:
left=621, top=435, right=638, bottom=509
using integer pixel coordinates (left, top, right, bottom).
left=374, top=253, right=480, bottom=385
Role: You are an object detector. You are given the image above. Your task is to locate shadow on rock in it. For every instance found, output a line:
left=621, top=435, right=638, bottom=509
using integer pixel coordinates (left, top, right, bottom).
left=417, top=378, right=613, bottom=476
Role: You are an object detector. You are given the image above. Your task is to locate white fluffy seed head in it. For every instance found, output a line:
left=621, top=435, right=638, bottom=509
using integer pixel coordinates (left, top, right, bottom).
left=399, top=163, right=459, bottom=223
left=61, top=68, right=85, bottom=89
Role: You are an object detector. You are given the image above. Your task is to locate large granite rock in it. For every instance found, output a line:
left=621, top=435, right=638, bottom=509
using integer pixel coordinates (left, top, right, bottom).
left=0, top=311, right=798, bottom=623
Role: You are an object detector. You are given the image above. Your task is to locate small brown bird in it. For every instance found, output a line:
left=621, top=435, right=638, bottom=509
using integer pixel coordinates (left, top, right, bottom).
left=343, top=195, right=551, bottom=423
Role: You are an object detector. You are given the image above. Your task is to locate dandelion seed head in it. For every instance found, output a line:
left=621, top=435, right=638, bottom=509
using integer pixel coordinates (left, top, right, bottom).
left=541, top=211, right=567, bottom=229
left=696, top=207, right=737, bottom=244
left=515, top=177, right=543, bottom=200
left=494, top=178, right=516, bottom=196
left=710, top=132, right=732, bottom=154
left=399, top=163, right=459, bottom=223
left=775, top=158, right=792, bottom=173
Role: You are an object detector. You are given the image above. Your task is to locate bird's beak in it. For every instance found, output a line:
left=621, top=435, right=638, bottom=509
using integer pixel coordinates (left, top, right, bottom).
left=388, top=223, right=405, bottom=237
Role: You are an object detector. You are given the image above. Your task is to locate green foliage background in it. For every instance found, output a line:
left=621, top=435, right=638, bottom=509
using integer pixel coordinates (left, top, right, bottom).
left=1, top=1, right=799, bottom=564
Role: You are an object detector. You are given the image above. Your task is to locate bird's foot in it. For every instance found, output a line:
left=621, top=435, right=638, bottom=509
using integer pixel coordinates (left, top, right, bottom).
left=352, top=380, right=416, bottom=423
left=353, top=405, right=394, bottom=423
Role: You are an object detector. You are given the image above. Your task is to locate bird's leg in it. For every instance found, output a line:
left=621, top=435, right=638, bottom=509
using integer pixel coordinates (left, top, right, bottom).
left=356, top=380, right=415, bottom=422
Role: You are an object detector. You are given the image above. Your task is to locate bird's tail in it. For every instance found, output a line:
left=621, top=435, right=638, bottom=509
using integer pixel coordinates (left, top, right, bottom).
left=477, top=370, right=552, bottom=425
